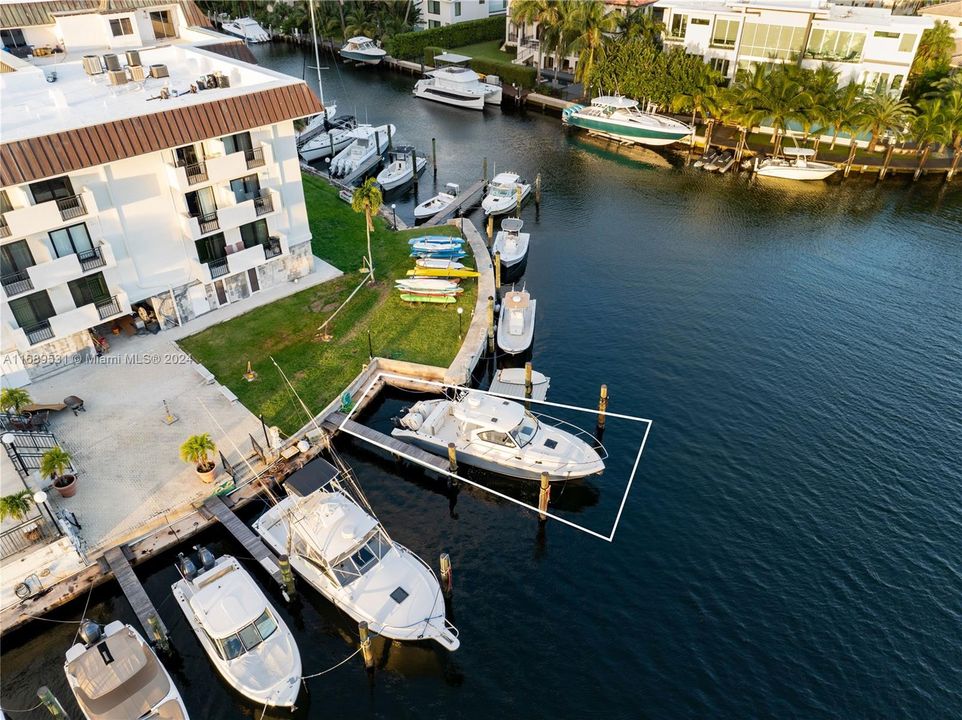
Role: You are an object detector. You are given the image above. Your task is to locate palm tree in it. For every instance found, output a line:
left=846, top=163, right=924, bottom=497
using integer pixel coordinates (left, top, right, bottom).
left=567, top=0, right=618, bottom=97
left=351, top=177, right=383, bottom=279
left=828, top=82, right=865, bottom=150
left=511, top=0, right=550, bottom=82
left=344, top=2, right=376, bottom=39
left=0, top=387, right=31, bottom=415
left=860, top=93, right=915, bottom=151
left=617, top=7, right=663, bottom=46
left=179, top=434, right=216, bottom=473
left=742, top=69, right=812, bottom=156
left=911, top=20, right=956, bottom=78
left=911, top=98, right=948, bottom=180
left=0, top=490, right=34, bottom=523
left=540, top=0, right=578, bottom=87
left=672, top=75, right=721, bottom=149
left=938, top=87, right=962, bottom=180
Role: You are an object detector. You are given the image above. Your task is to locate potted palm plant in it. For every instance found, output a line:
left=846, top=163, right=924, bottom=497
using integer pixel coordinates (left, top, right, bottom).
left=180, top=433, right=217, bottom=483
left=41, top=446, right=77, bottom=498
left=0, top=387, right=31, bottom=415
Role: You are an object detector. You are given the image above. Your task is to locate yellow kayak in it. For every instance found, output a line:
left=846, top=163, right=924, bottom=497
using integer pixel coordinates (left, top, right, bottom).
left=406, top=267, right=480, bottom=278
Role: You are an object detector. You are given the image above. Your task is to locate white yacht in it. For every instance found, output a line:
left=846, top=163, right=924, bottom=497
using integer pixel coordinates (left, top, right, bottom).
left=562, top=96, right=692, bottom=147
left=220, top=16, right=270, bottom=43
left=376, top=146, right=427, bottom=190
left=754, top=148, right=838, bottom=181
left=393, top=392, right=606, bottom=481
left=64, top=620, right=189, bottom=720
left=497, top=288, right=536, bottom=355
left=253, top=459, right=460, bottom=651
left=482, top=173, right=531, bottom=216
left=414, top=53, right=502, bottom=110
left=340, top=36, right=386, bottom=64
left=329, top=124, right=395, bottom=184
left=171, top=548, right=301, bottom=709
left=492, top=217, right=529, bottom=268
left=298, top=116, right=358, bottom=162
left=414, top=183, right=460, bottom=220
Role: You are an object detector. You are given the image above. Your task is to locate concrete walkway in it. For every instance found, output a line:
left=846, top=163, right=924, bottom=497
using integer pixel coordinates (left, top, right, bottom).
left=444, top=218, right=493, bottom=386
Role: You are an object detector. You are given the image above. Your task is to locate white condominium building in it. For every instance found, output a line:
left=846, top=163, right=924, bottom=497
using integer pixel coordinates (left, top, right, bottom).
left=0, top=2, right=322, bottom=386
left=655, top=0, right=935, bottom=95
left=421, top=0, right=508, bottom=29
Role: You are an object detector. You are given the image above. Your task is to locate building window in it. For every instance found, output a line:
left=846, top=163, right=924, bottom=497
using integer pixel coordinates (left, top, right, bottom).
left=68, top=272, right=109, bottom=308
left=1, top=240, right=35, bottom=277
left=428, top=0, right=441, bottom=14
left=29, top=176, right=74, bottom=205
left=709, top=57, right=731, bottom=76
left=690, top=18, right=709, bottom=26
left=1, top=28, right=27, bottom=49
left=149, top=9, right=175, bottom=39
left=196, top=233, right=227, bottom=263
left=222, top=132, right=253, bottom=155
left=455, top=2, right=462, bottom=17
left=109, top=17, right=133, bottom=36
left=185, top=187, right=217, bottom=218
left=874, top=31, right=899, bottom=39
left=805, top=29, right=866, bottom=63
left=711, top=18, right=739, bottom=48
left=239, top=219, right=269, bottom=250
left=898, top=33, right=916, bottom=53
left=0, top=190, right=12, bottom=213
left=668, top=14, right=687, bottom=39
left=231, top=175, right=261, bottom=203
left=49, top=223, right=93, bottom=258
left=861, top=71, right=891, bottom=94
left=891, top=74, right=904, bottom=90
left=741, top=23, right=806, bottom=61
left=10, top=290, right=55, bottom=329
left=429, top=19, right=441, bottom=28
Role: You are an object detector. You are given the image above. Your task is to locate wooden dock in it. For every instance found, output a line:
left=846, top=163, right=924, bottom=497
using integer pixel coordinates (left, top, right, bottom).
left=424, top=179, right=486, bottom=226
left=489, top=369, right=551, bottom=401
left=323, top=412, right=450, bottom=474
left=103, top=546, right=167, bottom=640
left=202, top=496, right=280, bottom=583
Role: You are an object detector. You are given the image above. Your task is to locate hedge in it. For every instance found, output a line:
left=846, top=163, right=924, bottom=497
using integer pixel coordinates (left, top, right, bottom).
left=386, top=16, right=506, bottom=60
left=423, top=45, right=538, bottom=89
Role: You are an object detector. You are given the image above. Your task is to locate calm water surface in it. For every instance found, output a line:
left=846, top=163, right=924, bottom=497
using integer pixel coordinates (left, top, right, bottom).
left=2, top=44, right=961, bottom=719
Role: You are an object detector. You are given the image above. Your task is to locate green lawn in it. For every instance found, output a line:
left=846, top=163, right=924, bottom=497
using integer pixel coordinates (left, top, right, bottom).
left=447, top=39, right=516, bottom=64
left=179, top=174, right=475, bottom=434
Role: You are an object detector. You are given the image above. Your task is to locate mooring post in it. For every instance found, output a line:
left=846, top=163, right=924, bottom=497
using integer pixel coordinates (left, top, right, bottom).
left=535, top=173, right=542, bottom=209
left=37, top=685, right=68, bottom=719
left=147, top=614, right=169, bottom=654
left=538, top=472, right=550, bottom=521
left=432, top=137, right=437, bottom=177
left=439, top=552, right=453, bottom=596
left=358, top=621, right=375, bottom=672
left=411, top=148, right=418, bottom=188
left=279, top=554, right=296, bottom=598
left=328, top=130, right=335, bottom=158
left=487, top=295, right=495, bottom=353
left=387, top=123, right=393, bottom=150
left=486, top=213, right=494, bottom=244
left=374, top=130, right=381, bottom=159
left=597, top=384, right=609, bottom=431
left=494, top=251, right=501, bottom=292
left=515, top=185, right=523, bottom=218
left=524, top=361, right=533, bottom=399
left=447, top=442, right=458, bottom=474
left=483, top=156, right=488, bottom=182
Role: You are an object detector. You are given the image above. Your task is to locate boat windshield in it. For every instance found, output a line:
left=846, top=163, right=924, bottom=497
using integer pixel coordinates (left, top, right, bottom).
left=331, top=531, right=391, bottom=586
left=214, top=609, right=278, bottom=660
left=492, top=185, right=514, bottom=198
left=509, top=412, right=539, bottom=447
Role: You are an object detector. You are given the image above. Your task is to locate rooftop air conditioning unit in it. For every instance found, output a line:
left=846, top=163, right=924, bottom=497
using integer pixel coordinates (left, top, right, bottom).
left=107, top=69, right=128, bottom=85
left=216, top=73, right=230, bottom=89
left=103, top=53, right=121, bottom=72
left=128, top=65, right=146, bottom=82
left=82, top=55, right=103, bottom=75
left=149, top=63, right=169, bottom=78
left=125, top=49, right=141, bottom=67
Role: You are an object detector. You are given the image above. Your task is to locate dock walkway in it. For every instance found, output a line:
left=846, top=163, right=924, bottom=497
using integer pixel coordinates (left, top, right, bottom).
left=103, top=546, right=167, bottom=639
left=202, top=496, right=280, bottom=582
left=424, top=179, right=486, bottom=226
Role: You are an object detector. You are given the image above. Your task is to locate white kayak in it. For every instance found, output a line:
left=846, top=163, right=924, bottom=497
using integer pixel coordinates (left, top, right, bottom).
left=416, top=258, right=466, bottom=270
left=410, top=240, right=464, bottom=254
left=396, top=278, right=460, bottom=293
left=407, top=235, right=464, bottom=245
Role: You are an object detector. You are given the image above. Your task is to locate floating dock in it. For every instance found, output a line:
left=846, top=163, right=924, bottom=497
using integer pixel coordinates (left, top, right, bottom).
left=201, top=496, right=280, bottom=582
left=489, top=368, right=551, bottom=401
left=103, top=546, right=167, bottom=640
left=322, top=412, right=450, bottom=475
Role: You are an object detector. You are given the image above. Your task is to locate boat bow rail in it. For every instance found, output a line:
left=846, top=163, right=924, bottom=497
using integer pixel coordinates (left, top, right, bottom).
left=562, top=105, right=585, bottom=123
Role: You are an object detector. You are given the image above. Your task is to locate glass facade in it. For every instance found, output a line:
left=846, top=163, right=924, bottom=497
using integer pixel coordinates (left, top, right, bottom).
left=805, top=29, right=866, bottom=63
left=740, top=23, right=806, bottom=61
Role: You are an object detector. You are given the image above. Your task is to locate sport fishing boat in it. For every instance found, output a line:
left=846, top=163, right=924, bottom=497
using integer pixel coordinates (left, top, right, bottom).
left=563, top=96, right=692, bottom=147
left=414, top=183, right=460, bottom=220
left=171, top=548, right=301, bottom=709
left=328, top=124, right=395, bottom=184
left=220, top=16, right=270, bottom=43
left=491, top=217, right=529, bottom=268
left=392, top=392, right=606, bottom=481
left=497, top=287, right=536, bottom=355
left=482, top=173, right=531, bottom=216
left=754, top=148, right=838, bottom=181
left=253, top=459, right=460, bottom=650
left=413, top=53, right=502, bottom=110
left=339, top=36, right=386, bottom=64
left=64, top=620, right=189, bottom=720
left=376, top=146, right=427, bottom=190
left=298, top=116, right=358, bottom=162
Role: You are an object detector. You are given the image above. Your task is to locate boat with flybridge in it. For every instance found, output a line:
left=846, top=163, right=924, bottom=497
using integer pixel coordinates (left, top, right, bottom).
left=563, top=96, right=692, bottom=147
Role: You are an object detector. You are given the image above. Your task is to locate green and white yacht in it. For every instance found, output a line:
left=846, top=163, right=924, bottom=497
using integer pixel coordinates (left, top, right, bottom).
left=563, top=96, right=692, bottom=147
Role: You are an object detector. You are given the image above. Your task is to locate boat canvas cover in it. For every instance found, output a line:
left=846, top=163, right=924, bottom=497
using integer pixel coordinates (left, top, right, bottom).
left=490, top=172, right=520, bottom=185
left=434, top=52, right=472, bottom=64
left=285, top=458, right=340, bottom=497
left=591, top=96, right=639, bottom=109
left=188, top=565, right=263, bottom=637
left=783, top=147, right=816, bottom=157
left=292, top=492, right=378, bottom=563
left=452, top=393, right=526, bottom=432
left=500, top=218, right=523, bottom=233
left=503, top=292, right=529, bottom=311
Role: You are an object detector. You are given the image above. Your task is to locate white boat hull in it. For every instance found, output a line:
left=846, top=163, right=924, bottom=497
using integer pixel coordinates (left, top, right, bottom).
left=377, top=156, right=427, bottom=190
left=340, top=49, right=385, bottom=64
left=483, top=185, right=530, bottom=216
left=299, top=129, right=357, bottom=162
left=497, top=298, right=536, bottom=355
left=756, top=163, right=837, bottom=181
left=414, top=80, right=485, bottom=110
left=414, top=193, right=456, bottom=219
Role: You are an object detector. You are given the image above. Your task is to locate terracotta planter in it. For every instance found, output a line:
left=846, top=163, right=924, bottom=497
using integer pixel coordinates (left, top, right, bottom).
left=195, top=463, right=216, bottom=484
left=54, top=474, right=78, bottom=498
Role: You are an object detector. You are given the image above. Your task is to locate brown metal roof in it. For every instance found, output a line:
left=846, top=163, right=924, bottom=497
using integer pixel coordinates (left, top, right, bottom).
left=200, top=41, right=259, bottom=66
left=0, top=83, right=322, bottom=186
left=0, top=1, right=210, bottom=29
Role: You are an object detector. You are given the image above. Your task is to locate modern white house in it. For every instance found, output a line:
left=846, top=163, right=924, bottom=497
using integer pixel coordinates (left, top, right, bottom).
left=421, top=0, right=508, bottom=29
left=0, top=2, right=322, bottom=386
left=655, top=0, right=935, bottom=95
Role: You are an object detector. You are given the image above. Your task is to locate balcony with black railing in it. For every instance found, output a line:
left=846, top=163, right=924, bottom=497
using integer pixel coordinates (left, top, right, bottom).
left=56, top=194, right=87, bottom=221
left=2, top=270, right=34, bottom=297
left=264, top=236, right=282, bottom=259
left=245, top=146, right=266, bottom=170
left=77, top=246, right=106, bottom=272
left=253, top=190, right=273, bottom=216
left=191, top=211, right=220, bottom=235
left=181, top=160, right=209, bottom=185
left=208, top=257, right=229, bottom=279
left=95, top=294, right=122, bottom=320
left=0, top=216, right=10, bottom=238
left=24, top=320, right=54, bottom=345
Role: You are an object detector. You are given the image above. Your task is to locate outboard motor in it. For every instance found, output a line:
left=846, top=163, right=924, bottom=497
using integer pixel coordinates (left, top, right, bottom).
left=176, top=552, right=197, bottom=581
left=79, top=619, right=102, bottom=647
left=196, top=545, right=216, bottom=571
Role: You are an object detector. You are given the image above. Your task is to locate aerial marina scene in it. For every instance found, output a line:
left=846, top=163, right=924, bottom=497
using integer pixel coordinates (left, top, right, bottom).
left=0, top=0, right=960, bottom=718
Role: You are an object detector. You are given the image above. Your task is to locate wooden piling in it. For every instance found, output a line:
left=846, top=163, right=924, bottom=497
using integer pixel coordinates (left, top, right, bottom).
left=597, top=384, right=608, bottom=430
left=358, top=621, right=375, bottom=672
left=524, top=362, right=533, bottom=399
left=447, top=442, right=458, bottom=474
left=535, top=173, right=542, bottom=208
left=147, top=614, right=169, bottom=654
left=279, top=554, right=296, bottom=598
left=486, top=213, right=494, bottom=243
left=515, top=185, right=523, bottom=218
left=411, top=148, right=418, bottom=188
left=538, top=472, right=550, bottom=521
left=487, top=295, right=495, bottom=353
left=432, top=137, right=437, bottom=177
left=439, top=552, right=453, bottom=596
left=483, top=156, right=488, bottom=182
left=328, top=130, right=335, bottom=158
left=387, top=124, right=393, bottom=150
left=37, top=686, right=68, bottom=719
left=494, top=251, right=501, bottom=291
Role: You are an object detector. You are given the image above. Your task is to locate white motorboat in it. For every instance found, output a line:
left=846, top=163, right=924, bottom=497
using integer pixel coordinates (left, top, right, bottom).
left=220, top=16, right=270, bottom=43
left=298, top=116, right=358, bottom=162
left=414, top=53, right=502, bottom=110
left=482, top=173, right=531, bottom=216
left=253, top=459, right=460, bottom=650
left=497, top=288, right=536, bottom=355
left=377, top=146, right=427, bottom=190
left=64, top=620, right=189, bottom=720
left=492, top=217, right=529, bottom=268
left=329, top=124, right=395, bottom=184
left=172, top=548, right=301, bottom=709
left=392, top=392, right=606, bottom=481
left=340, top=36, right=386, bottom=64
left=562, top=96, right=692, bottom=147
left=414, top=183, right=460, bottom=220
left=754, top=148, right=838, bottom=181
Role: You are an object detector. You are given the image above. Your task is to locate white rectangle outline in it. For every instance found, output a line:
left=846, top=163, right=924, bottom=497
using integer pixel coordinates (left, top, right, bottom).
left=338, top=371, right=653, bottom=543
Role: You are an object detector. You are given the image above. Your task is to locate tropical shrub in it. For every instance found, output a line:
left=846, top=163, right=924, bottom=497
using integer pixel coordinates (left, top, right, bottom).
left=387, top=16, right=506, bottom=59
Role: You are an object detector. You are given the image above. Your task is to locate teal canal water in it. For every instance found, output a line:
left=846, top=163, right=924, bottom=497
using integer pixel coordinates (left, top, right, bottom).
left=2, top=45, right=961, bottom=718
